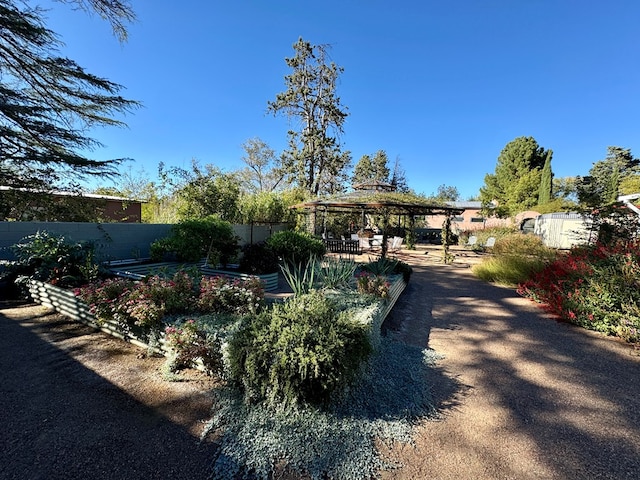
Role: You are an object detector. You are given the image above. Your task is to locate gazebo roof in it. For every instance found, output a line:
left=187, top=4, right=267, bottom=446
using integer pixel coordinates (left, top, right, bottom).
left=291, top=189, right=465, bottom=216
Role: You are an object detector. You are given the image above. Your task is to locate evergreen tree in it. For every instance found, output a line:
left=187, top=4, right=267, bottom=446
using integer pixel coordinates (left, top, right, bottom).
left=268, top=38, right=349, bottom=196
left=370, top=150, right=390, bottom=182
left=538, top=150, right=553, bottom=205
left=480, top=136, right=550, bottom=217
left=0, top=0, right=138, bottom=190
left=352, top=150, right=391, bottom=185
left=352, top=154, right=374, bottom=185
left=576, top=146, right=639, bottom=208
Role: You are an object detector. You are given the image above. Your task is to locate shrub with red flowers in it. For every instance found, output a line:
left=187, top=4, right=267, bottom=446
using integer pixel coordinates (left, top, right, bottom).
left=355, top=271, right=390, bottom=299
left=518, top=241, right=640, bottom=344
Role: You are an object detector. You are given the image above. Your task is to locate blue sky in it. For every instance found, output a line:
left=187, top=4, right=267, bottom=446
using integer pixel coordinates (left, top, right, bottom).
left=41, top=0, right=640, bottom=199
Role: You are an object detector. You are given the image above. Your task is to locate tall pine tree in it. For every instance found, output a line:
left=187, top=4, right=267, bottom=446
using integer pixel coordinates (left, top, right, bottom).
left=0, top=0, right=138, bottom=190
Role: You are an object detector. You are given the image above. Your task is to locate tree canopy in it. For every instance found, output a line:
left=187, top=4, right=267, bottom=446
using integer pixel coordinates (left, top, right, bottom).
left=0, top=0, right=138, bottom=190
left=576, top=146, right=640, bottom=208
left=268, top=38, right=350, bottom=197
left=480, top=136, right=551, bottom=217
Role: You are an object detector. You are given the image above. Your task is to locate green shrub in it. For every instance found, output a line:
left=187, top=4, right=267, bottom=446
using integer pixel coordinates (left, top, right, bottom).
left=472, top=255, right=550, bottom=286
left=355, top=271, right=391, bottom=298
left=164, top=319, right=224, bottom=375
left=197, top=275, right=265, bottom=315
left=318, top=256, right=357, bottom=290
left=491, top=233, right=556, bottom=260
left=238, top=242, right=279, bottom=274
left=279, top=257, right=320, bottom=296
left=227, top=291, right=372, bottom=408
left=361, top=257, right=412, bottom=283
left=472, top=234, right=556, bottom=286
left=266, top=230, right=326, bottom=265
left=10, top=231, right=103, bottom=288
left=150, top=217, right=240, bottom=264
left=519, top=242, right=640, bottom=342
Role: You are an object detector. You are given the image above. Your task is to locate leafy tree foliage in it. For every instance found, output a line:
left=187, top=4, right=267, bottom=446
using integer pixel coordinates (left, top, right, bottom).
left=268, top=38, right=350, bottom=196
left=352, top=150, right=390, bottom=185
left=351, top=150, right=410, bottom=193
left=238, top=137, right=286, bottom=193
left=576, top=146, right=639, bottom=208
left=432, top=184, right=460, bottom=202
left=159, top=161, right=242, bottom=223
left=480, top=136, right=551, bottom=217
left=390, top=156, right=410, bottom=193
left=0, top=0, right=138, bottom=190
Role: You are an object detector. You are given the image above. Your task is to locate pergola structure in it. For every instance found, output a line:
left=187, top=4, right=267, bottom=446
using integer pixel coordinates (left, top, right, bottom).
left=291, top=182, right=465, bottom=257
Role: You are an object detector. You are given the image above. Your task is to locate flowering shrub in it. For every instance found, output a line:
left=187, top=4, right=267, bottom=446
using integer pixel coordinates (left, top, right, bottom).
left=518, top=241, right=640, bottom=344
left=77, top=270, right=264, bottom=334
left=198, top=276, right=264, bottom=315
left=75, top=277, right=135, bottom=323
left=355, top=271, right=390, bottom=298
left=164, top=319, right=223, bottom=375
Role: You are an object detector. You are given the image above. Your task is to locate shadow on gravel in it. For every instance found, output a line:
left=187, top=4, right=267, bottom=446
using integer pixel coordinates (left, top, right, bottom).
left=0, top=311, right=216, bottom=480
left=387, top=263, right=640, bottom=479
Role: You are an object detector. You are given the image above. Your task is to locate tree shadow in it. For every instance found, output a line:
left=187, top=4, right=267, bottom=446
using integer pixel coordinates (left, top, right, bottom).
left=385, top=262, right=640, bottom=479
left=0, top=310, right=218, bottom=480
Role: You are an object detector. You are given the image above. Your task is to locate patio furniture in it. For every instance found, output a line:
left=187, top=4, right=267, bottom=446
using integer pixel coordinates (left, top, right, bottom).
left=323, top=238, right=360, bottom=254
left=387, top=236, right=404, bottom=253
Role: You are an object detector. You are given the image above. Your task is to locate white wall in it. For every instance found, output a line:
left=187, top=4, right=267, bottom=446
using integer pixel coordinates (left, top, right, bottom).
left=534, top=213, right=594, bottom=249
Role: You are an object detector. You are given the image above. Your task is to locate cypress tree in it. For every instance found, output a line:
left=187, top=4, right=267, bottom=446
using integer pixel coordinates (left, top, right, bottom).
left=538, top=150, right=553, bottom=205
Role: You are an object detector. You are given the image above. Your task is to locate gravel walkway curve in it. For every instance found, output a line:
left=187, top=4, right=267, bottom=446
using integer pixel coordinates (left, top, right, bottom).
left=382, top=258, right=640, bottom=480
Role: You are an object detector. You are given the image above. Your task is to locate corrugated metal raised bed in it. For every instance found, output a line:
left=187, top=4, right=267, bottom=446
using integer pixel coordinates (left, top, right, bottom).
left=108, top=261, right=279, bottom=292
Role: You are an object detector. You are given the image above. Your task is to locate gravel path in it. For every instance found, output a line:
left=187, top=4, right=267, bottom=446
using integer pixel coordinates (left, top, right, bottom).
left=382, top=259, right=640, bottom=480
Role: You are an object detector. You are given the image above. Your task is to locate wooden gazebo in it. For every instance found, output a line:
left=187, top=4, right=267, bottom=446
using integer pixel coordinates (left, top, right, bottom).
left=291, top=182, right=464, bottom=257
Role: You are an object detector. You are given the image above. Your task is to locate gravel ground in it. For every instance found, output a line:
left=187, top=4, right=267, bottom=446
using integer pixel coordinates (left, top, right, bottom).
left=1, top=247, right=639, bottom=479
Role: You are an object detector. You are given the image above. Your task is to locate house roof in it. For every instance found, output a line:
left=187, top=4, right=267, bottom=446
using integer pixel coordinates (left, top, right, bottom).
left=0, top=186, right=142, bottom=203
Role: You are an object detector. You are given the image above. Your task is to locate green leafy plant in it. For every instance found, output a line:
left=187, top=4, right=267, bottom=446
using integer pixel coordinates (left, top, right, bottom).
left=10, top=231, right=103, bottom=288
left=355, top=271, right=391, bottom=298
left=164, top=319, right=224, bottom=375
left=473, top=234, right=556, bottom=286
left=227, top=291, right=372, bottom=408
left=318, top=256, right=357, bottom=290
left=149, top=217, right=240, bottom=264
left=279, top=257, right=321, bottom=295
left=360, top=256, right=398, bottom=276
left=518, top=241, right=640, bottom=344
left=197, top=275, right=265, bottom=315
left=266, top=230, right=326, bottom=265
left=238, top=241, right=279, bottom=274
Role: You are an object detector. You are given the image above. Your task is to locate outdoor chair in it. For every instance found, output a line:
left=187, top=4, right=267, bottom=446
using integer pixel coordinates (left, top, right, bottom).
left=387, top=236, right=404, bottom=253
left=484, top=237, right=496, bottom=248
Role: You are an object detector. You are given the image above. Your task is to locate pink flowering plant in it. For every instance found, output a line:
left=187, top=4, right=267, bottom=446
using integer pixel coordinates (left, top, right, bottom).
left=518, top=241, right=640, bottom=344
left=355, top=271, right=390, bottom=299
left=197, top=276, right=265, bottom=315
left=76, top=269, right=265, bottom=338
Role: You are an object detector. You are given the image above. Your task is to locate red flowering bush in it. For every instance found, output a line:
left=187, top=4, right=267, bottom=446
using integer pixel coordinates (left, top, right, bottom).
left=518, top=241, right=640, bottom=343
